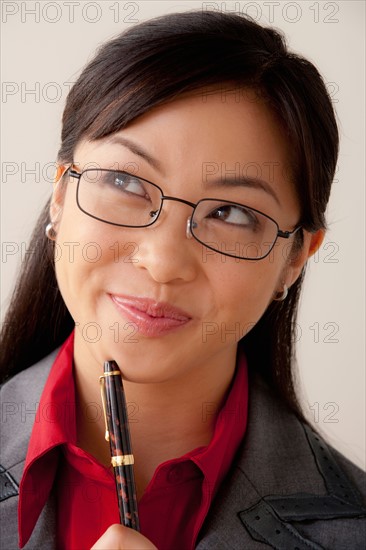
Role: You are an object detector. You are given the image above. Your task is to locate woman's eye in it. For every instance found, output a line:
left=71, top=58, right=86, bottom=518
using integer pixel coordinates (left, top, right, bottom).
left=112, top=173, right=147, bottom=197
left=209, top=204, right=259, bottom=228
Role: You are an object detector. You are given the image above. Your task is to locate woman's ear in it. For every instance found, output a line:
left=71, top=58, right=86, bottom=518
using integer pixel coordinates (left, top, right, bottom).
left=285, top=229, right=325, bottom=288
left=49, top=164, right=68, bottom=226
left=307, top=228, right=326, bottom=258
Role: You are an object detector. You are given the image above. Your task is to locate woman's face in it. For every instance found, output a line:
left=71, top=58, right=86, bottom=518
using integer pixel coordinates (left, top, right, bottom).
left=51, top=88, right=317, bottom=383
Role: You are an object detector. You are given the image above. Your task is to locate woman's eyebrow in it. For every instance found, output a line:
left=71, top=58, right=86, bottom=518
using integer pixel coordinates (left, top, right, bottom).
left=107, top=136, right=164, bottom=174
left=107, top=135, right=280, bottom=205
left=207, top=176, right=280, bottom=206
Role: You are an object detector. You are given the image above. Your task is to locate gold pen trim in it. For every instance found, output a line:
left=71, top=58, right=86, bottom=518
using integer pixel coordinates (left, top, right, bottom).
left=99, top=375, right=110, bottom=441
left=111, top=454, right=135, bottom=467
left=103, top=370, right=121, bottom=377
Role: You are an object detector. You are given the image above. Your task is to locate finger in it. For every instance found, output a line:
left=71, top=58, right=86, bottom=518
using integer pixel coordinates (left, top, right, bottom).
left=90, top=524, right=158, bottom=550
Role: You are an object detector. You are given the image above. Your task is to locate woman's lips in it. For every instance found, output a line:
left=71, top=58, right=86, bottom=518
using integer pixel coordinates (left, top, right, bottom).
left=109, top=294, right=192, bottom=337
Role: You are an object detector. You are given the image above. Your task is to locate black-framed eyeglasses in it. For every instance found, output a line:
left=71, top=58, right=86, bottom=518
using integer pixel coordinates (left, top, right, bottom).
left=68, top=167, right=302, bottom=260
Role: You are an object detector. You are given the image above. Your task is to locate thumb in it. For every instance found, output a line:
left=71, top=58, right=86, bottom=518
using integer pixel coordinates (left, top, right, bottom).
left=91, top=524, right=158, bottom=550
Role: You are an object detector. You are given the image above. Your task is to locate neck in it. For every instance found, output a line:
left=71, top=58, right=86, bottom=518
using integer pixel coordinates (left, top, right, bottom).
left=73, top=336, right=238, bottom=498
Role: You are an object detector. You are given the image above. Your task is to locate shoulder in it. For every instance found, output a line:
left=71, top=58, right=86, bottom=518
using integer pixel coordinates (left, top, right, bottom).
left=330, top=445, right=366, bottom=498
left=1, top=348, right=59, bottom=403
left=1, top=347, right=60, bottom=484
left=247, top=374, right=365, bottom=502
left=197, top=373, right=366, bottom=549
left=1, top=347, right=60, bottom=395
left=0, top=349, right=60, bottom=550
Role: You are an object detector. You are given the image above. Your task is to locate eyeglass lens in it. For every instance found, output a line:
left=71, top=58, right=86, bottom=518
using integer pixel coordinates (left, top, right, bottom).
left=77, top=169, right=279, bottom=259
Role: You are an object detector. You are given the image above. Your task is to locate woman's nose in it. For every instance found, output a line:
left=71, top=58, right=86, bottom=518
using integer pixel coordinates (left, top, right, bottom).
left=132, top=207, right=199, bottom=284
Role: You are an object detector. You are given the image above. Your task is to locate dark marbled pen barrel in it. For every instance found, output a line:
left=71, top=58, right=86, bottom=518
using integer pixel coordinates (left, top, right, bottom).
left=100, top=360, right=140, bottom=531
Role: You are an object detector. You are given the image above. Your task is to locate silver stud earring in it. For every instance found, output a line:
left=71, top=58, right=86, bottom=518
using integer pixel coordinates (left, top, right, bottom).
left=273, top=284, right=288, bottom=301
left=45, top=222, right=57, bottom=241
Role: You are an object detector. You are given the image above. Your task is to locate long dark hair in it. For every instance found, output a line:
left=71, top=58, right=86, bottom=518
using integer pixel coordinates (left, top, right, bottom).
left=0, top=10, right=338, bottom=418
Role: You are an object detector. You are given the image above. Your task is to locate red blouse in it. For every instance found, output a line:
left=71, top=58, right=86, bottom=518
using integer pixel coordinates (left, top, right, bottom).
left=19, top=331, right=248, bottom=549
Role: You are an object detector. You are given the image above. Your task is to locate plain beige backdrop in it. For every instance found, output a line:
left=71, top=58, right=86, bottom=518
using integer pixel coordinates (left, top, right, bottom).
left=1, top=1, right=365, bottom=468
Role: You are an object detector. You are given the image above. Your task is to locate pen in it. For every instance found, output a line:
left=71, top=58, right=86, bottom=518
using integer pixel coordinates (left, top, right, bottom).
left=99, top=360, right=140, bottom=531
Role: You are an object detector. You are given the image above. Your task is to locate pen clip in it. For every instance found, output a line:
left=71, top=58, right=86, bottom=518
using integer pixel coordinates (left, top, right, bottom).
left=99, top=375, right=110, bottom=442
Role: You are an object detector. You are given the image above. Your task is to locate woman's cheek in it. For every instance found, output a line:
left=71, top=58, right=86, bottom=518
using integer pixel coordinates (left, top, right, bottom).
left=208, top=268, right=274, bottom=345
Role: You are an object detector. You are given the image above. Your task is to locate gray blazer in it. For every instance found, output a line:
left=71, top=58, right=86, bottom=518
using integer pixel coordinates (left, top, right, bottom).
left=1, top=349, right=365, bottom=549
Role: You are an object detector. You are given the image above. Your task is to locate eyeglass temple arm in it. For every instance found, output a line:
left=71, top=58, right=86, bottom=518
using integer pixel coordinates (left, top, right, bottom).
left=277, top=226, right=302, bottom=239
left=69, top=167, right=81, bottom=180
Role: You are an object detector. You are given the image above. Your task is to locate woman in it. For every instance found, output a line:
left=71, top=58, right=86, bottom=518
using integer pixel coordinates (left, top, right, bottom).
left=1, top=10, right=365, bottom=550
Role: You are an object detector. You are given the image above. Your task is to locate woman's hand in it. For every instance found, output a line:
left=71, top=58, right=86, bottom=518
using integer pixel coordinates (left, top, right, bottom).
left=90, top=524, right=158, bottom=550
